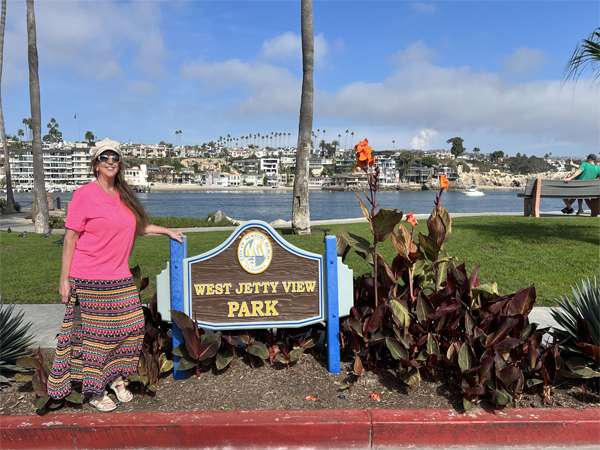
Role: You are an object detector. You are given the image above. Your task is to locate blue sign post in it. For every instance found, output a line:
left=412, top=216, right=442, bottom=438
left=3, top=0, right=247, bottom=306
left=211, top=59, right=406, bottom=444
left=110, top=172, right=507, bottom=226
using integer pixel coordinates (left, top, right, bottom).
left=170, top=236, right=187, bottom=380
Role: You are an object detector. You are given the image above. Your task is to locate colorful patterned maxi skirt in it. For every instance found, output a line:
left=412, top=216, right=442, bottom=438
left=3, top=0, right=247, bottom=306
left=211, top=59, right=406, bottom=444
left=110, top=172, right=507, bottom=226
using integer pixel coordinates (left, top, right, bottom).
left=47, top=277, right=145, bottom=398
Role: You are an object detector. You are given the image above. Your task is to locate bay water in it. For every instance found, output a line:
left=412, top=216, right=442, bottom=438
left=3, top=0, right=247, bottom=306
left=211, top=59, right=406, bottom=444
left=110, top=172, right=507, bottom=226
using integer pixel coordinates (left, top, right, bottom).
left=13, top=189, right=565, bottom=223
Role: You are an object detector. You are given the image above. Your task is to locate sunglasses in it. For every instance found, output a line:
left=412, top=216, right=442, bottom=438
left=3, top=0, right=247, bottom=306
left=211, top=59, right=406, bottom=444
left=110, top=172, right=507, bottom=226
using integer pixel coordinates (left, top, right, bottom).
left=98, top=154, right=121, bottom=163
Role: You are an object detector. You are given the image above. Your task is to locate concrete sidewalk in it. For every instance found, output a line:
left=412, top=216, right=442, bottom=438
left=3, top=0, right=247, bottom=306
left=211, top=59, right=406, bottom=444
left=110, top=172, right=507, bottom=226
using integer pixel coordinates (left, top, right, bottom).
left=13, top=304, right=561, bottom=350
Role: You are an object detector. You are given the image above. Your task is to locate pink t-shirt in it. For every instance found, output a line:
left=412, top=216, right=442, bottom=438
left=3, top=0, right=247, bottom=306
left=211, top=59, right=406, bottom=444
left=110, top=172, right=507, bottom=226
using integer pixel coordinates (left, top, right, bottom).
left=66, top=182, right=137, bottom=280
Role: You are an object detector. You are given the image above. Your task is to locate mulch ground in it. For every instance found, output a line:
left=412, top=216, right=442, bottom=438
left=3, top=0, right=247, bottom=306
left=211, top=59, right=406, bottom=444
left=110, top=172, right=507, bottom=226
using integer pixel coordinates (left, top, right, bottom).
left=1, top=348, right=598, bottom=416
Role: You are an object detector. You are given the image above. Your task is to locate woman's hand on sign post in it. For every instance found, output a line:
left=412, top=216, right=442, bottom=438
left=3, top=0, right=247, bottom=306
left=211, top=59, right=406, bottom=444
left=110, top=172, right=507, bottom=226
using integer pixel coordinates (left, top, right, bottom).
left=142, top=224, right=184, bottom=243
left=168, top=229, right=185, bottom=243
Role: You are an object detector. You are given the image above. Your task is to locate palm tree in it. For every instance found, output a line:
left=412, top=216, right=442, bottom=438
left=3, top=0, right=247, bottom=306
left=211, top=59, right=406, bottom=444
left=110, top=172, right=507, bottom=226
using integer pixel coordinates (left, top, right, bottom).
left=292, top=0, right=313, bottom=235
left=344, top=129, right=349, bottom=149
left=322, top=129, right=326, bottom=145
left=0, top=0, right=17, bottom=213
left=338, top=134, right=341, bottom=148
left=350, top=131, right=354, bottom=148
left=392, top=140, right=395, bottom=150
left=17, top=129, right=24, bottom=143
left=288, top=132, right=291, bottom=147
left=84, top=130, right=94, bottom=145
left=26, top=0, right=49, bottom=234
left=22, top=117, right=31, bottom=141
left=561, top=27, right=600, bottom=89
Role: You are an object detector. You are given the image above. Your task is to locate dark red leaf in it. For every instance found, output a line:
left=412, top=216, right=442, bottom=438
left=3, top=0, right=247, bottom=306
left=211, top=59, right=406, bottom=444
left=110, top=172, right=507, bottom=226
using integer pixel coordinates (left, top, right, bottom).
left=479, top=353, right=495, bottom=384
left=467, top=264, right=480, bottom=292
left=343, top=327, right=365, bottom=353
left=198, top=333, right=222, bottom=361
left=505, top=285, right=536, bottom=316
left=365, top=302, right=387, bottom=333
left=465, top=386, right=486, bottom=396
left=182, top=327, right=202, bottom=361
left=576, top=343, right=600, bottom=364
left=494, top=338, right=523, bottom=350
left=499, top=366, right=521, bottom=387
left=485, top=316, right=520, bottom=348
left=428, top=302, right=460, bottom=320
left=427, top=215, right=446, bottom=246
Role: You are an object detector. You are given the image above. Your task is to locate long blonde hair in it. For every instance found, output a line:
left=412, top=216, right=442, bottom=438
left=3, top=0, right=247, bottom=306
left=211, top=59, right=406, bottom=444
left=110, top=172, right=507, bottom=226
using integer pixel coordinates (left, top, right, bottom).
left=91, top=158, right=148, bottom=237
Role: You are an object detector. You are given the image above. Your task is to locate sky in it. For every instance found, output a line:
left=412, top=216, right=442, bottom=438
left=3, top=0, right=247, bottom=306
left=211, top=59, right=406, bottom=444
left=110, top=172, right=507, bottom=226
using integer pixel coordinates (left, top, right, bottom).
left=2, top=0, right=599, bottom=157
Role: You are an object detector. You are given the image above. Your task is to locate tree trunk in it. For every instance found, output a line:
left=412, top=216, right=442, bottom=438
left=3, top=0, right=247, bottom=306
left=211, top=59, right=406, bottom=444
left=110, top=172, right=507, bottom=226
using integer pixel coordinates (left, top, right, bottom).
left=0, top=0, right=17, bottom=213
left=292, top=0, right=313, bottom=235
left=26, top=0, right=49, bottom=234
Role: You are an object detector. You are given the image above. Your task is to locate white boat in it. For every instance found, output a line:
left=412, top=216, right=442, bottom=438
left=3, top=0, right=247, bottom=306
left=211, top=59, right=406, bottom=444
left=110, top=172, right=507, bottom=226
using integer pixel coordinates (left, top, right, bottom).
left=463, top=185, right=485, bottom=196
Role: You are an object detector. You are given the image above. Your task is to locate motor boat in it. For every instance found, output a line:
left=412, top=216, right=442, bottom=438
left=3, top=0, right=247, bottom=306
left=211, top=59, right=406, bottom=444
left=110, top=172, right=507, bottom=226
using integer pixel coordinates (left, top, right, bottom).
left=463, top=185, right=485, bottom=196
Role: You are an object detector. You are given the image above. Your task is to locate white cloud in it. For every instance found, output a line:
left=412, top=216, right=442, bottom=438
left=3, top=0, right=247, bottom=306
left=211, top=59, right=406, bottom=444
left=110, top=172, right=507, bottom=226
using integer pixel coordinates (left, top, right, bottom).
left=411, top=2, right=436, bottom=15
left=410, top=129, right=437, bottom=150
left=313, top=43, right=597, bottom=146
left=184, top=40, right=596, bottom=150
left=389, top=40, right=437, bottom=66
left=259, top=32, right=330, bottom=66
left=498, top=47, right=549, bottom=77
left=4, top=1, right=166, bottom=84
left=180, top=58, right=301, bottom=116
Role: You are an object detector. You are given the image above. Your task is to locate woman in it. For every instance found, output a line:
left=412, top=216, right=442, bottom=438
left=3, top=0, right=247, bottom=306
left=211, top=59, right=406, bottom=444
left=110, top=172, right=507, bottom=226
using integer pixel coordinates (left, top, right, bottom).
left=48, top=138, right=184, bottom=412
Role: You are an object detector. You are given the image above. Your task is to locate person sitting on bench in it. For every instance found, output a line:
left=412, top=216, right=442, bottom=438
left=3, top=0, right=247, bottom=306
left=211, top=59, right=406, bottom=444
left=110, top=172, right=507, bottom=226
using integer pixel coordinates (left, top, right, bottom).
left=562, top=154, right=600, bottom=216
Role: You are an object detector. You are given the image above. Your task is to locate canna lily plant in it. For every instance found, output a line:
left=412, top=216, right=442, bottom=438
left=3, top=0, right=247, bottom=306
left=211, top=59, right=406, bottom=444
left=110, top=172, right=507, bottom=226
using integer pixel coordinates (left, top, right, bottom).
left=337, top=139, right=550, bottom=411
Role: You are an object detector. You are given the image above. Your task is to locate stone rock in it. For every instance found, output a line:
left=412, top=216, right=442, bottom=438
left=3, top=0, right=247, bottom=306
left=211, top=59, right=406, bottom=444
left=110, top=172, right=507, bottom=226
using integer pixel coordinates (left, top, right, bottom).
left=270, top=219, right=288, bottom=226
left=214, top=210, right=228, bottom=222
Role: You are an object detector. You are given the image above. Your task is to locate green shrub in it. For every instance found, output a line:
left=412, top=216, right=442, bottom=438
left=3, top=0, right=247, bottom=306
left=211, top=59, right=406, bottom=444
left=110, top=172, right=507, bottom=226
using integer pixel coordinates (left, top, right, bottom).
left=0, top=300, right=35, bottom=384
left=149, top=213, right=235, bottom=228
left=550, top=277, right=599, bottom=387
left=49, top=216, right=65, bottom=229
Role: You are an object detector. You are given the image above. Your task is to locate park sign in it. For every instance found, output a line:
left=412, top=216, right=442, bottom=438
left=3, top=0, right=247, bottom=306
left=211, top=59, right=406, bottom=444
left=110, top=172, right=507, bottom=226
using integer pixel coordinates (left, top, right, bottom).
left=185, top=222, right=324, bottom=329
left=156, top=221, right=354, bottom=375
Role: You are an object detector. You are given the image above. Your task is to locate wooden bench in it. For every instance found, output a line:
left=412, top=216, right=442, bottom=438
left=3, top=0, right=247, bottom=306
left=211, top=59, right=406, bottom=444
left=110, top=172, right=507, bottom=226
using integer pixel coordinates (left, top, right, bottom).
left=517, top=178, right=600, bottom=217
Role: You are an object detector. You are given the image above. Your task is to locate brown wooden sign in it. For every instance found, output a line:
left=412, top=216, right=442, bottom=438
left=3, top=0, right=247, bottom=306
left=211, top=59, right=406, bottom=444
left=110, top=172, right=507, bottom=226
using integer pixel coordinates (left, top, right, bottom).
left=183, top=221, right=324, bottom=329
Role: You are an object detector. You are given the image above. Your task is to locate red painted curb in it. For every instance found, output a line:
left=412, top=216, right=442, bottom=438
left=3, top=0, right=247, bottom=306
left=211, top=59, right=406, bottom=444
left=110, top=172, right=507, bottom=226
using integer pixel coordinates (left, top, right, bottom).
left=0, top=409, right=372, bottom=450
left=1, top=408, right=599, bottom=449
left=370, top=408, right=600, bottom=449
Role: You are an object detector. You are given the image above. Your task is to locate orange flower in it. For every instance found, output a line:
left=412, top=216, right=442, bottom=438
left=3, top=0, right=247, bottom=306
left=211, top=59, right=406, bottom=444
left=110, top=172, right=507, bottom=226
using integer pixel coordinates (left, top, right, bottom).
left=440, top=175, right=450, bottom=190
left=353, top=138, right=375, bottom=171
left=406, top=210, right=418, bottom=227
left=368, top=392, right=381, bottom=402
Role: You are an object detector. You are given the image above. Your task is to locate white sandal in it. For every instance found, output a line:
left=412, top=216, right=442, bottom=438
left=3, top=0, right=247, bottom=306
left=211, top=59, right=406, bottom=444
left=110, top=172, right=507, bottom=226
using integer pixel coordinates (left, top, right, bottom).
left=109, top=379, right=133, bottom=403
left=89, top=392, right=117, bottom=412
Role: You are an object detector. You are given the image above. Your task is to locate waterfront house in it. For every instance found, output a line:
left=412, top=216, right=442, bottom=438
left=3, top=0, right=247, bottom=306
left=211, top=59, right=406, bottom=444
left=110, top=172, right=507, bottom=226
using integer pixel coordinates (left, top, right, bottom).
left=400, top=165, right=435, bottom=184
left=328, top=172, right=368, bottom=189
left=260, top=158, right=279, bottom=177
left=124, top=164, right=148, bottom=188
left=433, top=166, right=459, bottom=181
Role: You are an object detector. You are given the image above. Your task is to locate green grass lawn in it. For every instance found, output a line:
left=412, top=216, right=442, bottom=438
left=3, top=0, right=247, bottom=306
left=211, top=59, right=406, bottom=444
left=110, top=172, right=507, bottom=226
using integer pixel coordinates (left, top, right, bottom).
left=1, top=216, right=598, bottom=306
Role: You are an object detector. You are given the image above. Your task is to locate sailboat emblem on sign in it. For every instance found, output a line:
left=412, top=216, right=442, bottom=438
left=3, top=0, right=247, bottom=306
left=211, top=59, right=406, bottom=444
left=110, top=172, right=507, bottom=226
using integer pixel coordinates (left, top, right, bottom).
left=237, top=231, right=273, bottom=274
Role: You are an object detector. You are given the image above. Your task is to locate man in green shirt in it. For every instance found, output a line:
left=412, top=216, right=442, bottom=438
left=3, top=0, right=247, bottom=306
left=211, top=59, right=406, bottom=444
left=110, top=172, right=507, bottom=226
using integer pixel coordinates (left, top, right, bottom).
left=562, top=154, right=600, bottom=215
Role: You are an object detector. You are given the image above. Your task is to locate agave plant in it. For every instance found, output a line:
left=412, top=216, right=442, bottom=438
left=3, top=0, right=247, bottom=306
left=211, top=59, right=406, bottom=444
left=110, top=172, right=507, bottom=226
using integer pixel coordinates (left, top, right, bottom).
left=550, top=277, right=600, bottom=382
left=0, top=299, right=35, bottom=383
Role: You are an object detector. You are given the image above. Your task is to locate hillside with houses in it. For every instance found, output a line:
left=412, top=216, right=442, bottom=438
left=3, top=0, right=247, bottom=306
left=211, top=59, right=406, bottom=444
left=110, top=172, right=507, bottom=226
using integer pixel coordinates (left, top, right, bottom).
left=0, top=137, right=579, bottom=193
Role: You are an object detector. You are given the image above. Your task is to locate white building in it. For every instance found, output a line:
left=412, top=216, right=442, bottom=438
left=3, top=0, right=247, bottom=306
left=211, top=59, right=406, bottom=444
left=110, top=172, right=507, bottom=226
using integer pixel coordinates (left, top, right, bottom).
left=8, top=144, right=93, bottom=186
left=260, top=158, right=279, bottom=176
left=124, top=164, right=148, bottom=187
